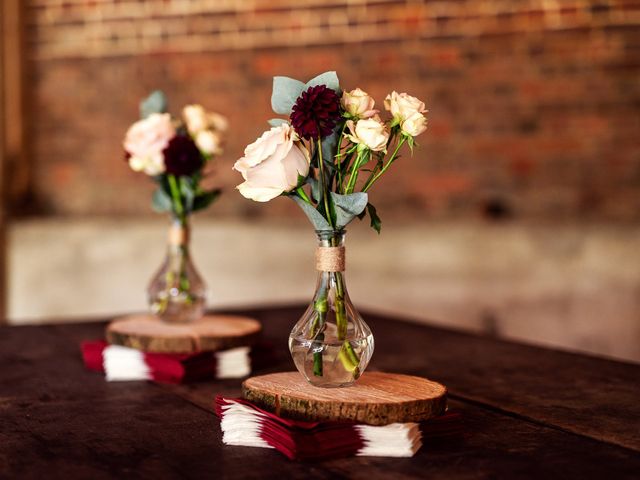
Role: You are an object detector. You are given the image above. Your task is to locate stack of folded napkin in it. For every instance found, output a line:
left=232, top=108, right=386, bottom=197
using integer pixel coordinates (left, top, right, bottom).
left=82, top=340, right=269, bottom=383
left=215, top=396, right=461, bottom=460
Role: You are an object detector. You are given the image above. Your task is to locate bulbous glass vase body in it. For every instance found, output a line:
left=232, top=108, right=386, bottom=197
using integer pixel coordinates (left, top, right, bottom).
left=147, top=220, right=206, bottom=323
left=289, top=230, right=374, bottom=387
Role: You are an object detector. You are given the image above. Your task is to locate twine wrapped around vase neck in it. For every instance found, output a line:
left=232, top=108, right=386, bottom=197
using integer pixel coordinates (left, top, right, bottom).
left=315, top=246, right=345, bottom=272
left=168, top=222, right=190, bottom=247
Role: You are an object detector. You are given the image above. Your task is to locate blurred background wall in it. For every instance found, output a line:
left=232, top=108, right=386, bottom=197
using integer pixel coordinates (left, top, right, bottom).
left=4, top=1, right=640, bottom=361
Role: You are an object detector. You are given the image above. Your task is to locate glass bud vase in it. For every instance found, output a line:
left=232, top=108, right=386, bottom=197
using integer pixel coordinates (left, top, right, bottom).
left=289, top=230, right=374, bottom=387
left=147, top=219, right=206, bottom=323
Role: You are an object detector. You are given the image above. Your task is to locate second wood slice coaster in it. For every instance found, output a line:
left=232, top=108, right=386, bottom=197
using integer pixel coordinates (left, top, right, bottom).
left=106, top=314, right=262, bottom=353
left=242, top=371, right=447, bottom=426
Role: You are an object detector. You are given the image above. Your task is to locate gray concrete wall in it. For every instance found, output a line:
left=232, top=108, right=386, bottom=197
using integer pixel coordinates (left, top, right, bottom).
left=8, top=218, right=640, bottom=363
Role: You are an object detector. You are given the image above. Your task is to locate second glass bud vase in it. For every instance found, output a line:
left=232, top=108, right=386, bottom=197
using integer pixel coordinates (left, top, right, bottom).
left=148, top=219, right=206, bottom=323
left=289, top=230, right=374, bottom=387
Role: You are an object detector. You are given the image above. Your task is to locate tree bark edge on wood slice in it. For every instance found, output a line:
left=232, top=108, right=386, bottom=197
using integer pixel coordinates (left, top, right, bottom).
left=106, top=314, right=261, bottom=353
left=242, top=371, right=447, bottom=425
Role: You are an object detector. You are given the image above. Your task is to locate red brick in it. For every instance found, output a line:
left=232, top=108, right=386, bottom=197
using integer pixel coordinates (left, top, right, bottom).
left=15, top=0, right=640, bottom=222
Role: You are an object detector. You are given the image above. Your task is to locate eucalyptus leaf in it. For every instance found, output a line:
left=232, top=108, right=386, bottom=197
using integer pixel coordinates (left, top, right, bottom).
left=330, top=192, right=368, bottom=229
left=268, top=118, right=289, bottom=128
left=305, top=71, right=341, bottom=94
left=271, top=76, right=306, bottom=115
left=321, top=123, right=342, bottom=167
left=307, top=176, right=322, bottom=203
left=291, top=196, right=331, bottom=231
left=151, top=187, right=173, bottom=213
left=140, top=90, right=168, bottom=119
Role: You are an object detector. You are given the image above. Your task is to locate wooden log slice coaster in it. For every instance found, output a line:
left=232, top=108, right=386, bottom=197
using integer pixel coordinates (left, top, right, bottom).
left=242, top=371, right=447, bottom=426
left=106, top=314, right=262, bottom=353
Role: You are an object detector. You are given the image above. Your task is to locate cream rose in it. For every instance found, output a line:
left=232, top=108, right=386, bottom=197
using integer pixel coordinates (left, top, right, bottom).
left=384, top=91, right=426, bottom=120
left=208, top=112, right=229, bottom=132
left=183, top=105, right=229, bottom=136
left=341, top=88, right=377, bottom=119
left=123, top=113, right=175, bottom=176
left=401, top=112, right=428, bottom=137
left=233, top=124, right=310, bottom=202
left=182, top=104, right=208, bottom=134
left=128, top=153, right=165, bottom=176
left=195, top=130, right=223, bottom=155
left=346, top=116, right=389, bottom=152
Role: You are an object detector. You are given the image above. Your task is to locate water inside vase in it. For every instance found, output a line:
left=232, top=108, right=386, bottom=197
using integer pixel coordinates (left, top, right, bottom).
left=289, top=331, right=374, bottom=387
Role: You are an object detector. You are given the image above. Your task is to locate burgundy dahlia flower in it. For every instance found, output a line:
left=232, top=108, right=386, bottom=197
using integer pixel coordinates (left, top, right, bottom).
left=290, top=85, right=342, bottom=141
left=162, top=135, right=203, bottom=176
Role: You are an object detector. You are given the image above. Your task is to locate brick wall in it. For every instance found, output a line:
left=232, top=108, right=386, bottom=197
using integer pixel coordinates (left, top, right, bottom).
left=22, top=0, right=640, bottom=221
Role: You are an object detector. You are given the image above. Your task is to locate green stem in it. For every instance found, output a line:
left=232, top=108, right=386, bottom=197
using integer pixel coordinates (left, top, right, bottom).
left=330, top=234, right=360, bottom=375
left=362, top=136, right=406, bottom=193
left=167, top=174, right=185, bottom=221
left=311, top=295, right=327, bottom=376
left=345, top=149, right=370, bottom=194
left=336, top=121, right=348, bottom=190
left=338, top=149, right=356, bottom=194
left=361, top=156, right=383, bottom=193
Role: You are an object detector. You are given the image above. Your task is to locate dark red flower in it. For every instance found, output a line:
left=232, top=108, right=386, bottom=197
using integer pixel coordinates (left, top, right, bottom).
left=290, top=85, right=342, bottom=141
left=162, top=135, right=203, bottom=177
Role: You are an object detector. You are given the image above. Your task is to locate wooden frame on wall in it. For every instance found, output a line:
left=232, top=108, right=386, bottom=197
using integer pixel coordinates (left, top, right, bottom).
left=0, top=0, right=26, bottom=323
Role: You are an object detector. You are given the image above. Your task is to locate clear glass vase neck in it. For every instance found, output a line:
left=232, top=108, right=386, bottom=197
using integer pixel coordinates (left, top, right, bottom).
left=168, top=217, right=191, bottom=252
left=315, top=229, right=346, bottom=247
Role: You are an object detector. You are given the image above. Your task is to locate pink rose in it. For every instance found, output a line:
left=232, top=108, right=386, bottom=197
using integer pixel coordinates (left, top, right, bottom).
left=384, top=91, right=426, bottom=120
left=384, top=91, right=428, bottom=137
left=123, top=113, right=175, bottom=175
left=341, top=88, right=377, bottom=119
left=233, top=124, right=310, bottom=202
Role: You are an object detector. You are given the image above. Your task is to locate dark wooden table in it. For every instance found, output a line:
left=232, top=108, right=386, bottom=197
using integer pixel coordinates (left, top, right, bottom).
left=2, top=306, right=639, bottom=479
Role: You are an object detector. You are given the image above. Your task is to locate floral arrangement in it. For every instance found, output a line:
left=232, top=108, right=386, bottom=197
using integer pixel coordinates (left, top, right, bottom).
left=233, top=71, right=427, bottom=233
left=233, top=71, right=427, bottom=384
left=123, top=91, right=227, bottom=322
left=123, top=90, right=226, bottom=223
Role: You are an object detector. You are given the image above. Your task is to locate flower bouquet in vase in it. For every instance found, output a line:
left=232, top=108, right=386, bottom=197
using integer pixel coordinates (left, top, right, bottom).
left=124, top=91, right=227, bottom=323
left=234, top=72, right=427, bottom=386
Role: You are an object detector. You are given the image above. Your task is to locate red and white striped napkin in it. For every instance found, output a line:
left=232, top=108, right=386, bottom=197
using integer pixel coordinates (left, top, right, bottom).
left=214, top=396, right=461, bottom=460
left=81, top=340, right=268, bottom=383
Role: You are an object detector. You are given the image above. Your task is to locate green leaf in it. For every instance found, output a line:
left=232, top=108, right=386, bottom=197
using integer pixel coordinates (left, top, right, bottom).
left=268, top=118, right=289, bottom=128
left=366, top=202, right=382, bottom=234
left=296, top=173, right=308, bottom=188
left=329, top=192, right=368, bottom=229
left=151, top=187, right=173, bottom=213
left=271, top=76, right=306, bottom=115
left=305, top=71, right=341, bottom=94
left=290, top=196, right=331, bottom=231
left=193, top=189, right=221, bottom=212
left=140, top=90, right=168, bottom=119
